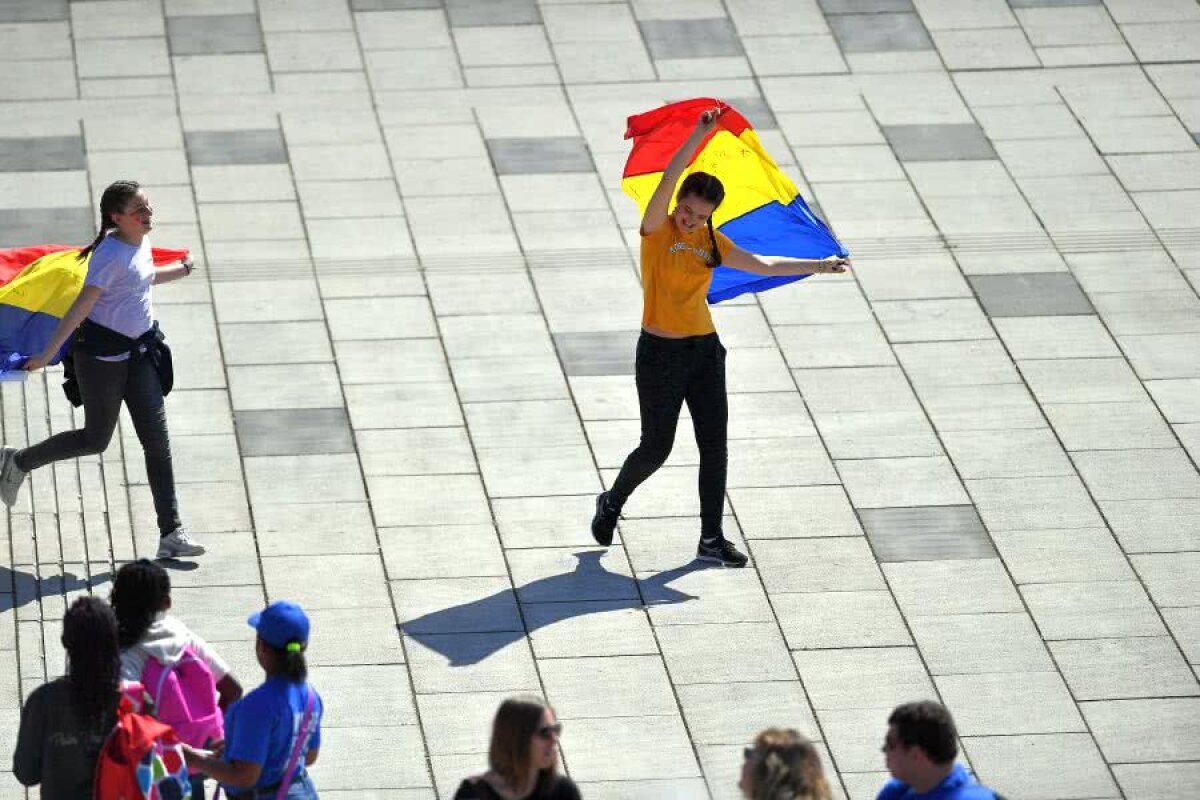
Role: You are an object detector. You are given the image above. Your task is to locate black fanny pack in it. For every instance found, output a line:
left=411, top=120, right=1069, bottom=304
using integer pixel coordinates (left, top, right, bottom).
left=61, top=319, right=174, bottom=407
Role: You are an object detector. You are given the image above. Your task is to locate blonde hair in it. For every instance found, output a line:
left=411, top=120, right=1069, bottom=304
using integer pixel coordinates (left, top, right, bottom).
left=745, top=728, right=832, bottom=800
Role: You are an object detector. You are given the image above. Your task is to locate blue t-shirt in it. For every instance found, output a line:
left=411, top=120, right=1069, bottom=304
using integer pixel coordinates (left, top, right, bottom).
left=878, top=764, right=999, bottom=800
left=222, top=677, right=323, bottom=790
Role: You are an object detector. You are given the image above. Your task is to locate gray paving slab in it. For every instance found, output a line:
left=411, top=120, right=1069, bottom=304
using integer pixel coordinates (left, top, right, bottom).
left=827, top=11, right=933, bottom=53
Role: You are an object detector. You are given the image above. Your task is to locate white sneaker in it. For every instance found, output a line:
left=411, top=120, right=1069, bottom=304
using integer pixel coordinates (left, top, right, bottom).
left=156, top=528, right=206, bottom=559
left=0, top=446, right=27, bottom=507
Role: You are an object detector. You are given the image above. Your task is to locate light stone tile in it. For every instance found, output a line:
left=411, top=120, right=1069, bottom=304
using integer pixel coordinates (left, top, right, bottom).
left=369, top=474, right=492, bottom=528
left=884, top=559, right=1022, bottom=616
left=775, top=323, right=896, bottom=369
left=262, top=554, right=389, bottom=609
left=1133, top=552, right=1200, bottom=607
left=963, top=733, right=1117, bottom=800
left=506, top=547, right=635, bottom=604
left=676, top=680, right=818, bottom=745
left=416, top=690, right=530, bottom=756
left=966, top=476, right=1103, bottom=532
left=639, top=565, right=773, bottom=626
left=991, top=527, right=1134, bottom=584
left=524, top=601, right=658, bottom=659
left=814, top=410, right=942, bottom=460
left=314, top=664, right=417, bottom=726
left=753, top=537, right=886, bottom=594
left=407, top=633, right=538, bottom=695
left=492, top=495, right=611, bottom=549
left=774, top=591, right=911, bottom=649
left=729, top=486, right=863, bottom=539
left=306, top=607, right=405, bottom=667
left=228, top=363, right=343, bottom=410
left=816, top=706, right=896, bottom=774
left=1121, top=332, right=1200, bottom=379
left=919, top=383, right=1047, bottom=432
left=1051, top=637, right=1199, bottom=700
left=1114, top=763, right=1200, bottom=800
left=395, top=577, right=521, bottom=638
left=838, top=456, right=969, bottom=509
left=380, top=525, right=507, bottom=580
left=794, top=366, right=921, bottom=414
left=728, top=435, right=839, bottom=487
left=1082, top=698, right=1200, bottom=762
left=255, top=502, right=379, bottom=557
left=1075, top=448, right=1200, bottom=501
left=358, top=427, right=476, bottom=477
left=994, top=315, right=1119, bottom=360
left=793, top=647, right=934, bottom=711
left=657, top=622, right=795, bottom=684
left=941, top=428, right=1073, bottom=480
left=895, top=339, right=1018, bottom=389
left=1044, top=400, right=1177, bottom=451
left=1022, top=581, right=1166, bottom=640
left=1019, top=357, right=1147, bottom=404
left=335, top=339, right=450, bottom=385
left=617, top=514, right=737, bottom=573
left=345, top=382, right=464, bottom=430
left=540, top=655, right=678, bottom=719
left=935, top=672, right=1085, bottom=735
left=218, top=321, right=332, bottom=365
left=910, top=612, right=1053, bottom=674
left=561, top=715, right=701, bottom=781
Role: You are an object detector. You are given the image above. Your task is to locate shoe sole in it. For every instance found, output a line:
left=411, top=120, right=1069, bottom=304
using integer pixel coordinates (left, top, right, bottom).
left=156, top=545, right=206, bottom=559
left=697, top=552, right=748, bottom=568
left=0, top=446, right=21, bottom=508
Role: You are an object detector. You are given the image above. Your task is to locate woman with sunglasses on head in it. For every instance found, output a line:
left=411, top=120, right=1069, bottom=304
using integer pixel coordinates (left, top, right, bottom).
left=590, top=108, right=850, bottom=567
left=0, top=179, right=203, bottom=560
left=740, top=728, right=832, bottom=800
left=454, top=696, right=579, bottom=800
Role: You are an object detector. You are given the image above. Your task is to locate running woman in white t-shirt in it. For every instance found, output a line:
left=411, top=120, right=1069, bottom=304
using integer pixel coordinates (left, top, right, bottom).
left=0, top=180, right=203, bottom=559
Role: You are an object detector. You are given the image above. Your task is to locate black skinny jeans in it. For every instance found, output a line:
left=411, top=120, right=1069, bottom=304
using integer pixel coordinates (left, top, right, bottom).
left=609, top=331, right=728, bottom=537
left=15, top=349, right=181, bottom=537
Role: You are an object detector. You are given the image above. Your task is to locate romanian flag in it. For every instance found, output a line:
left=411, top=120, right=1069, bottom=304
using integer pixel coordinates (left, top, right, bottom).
left=623, top=98, right=848, bottom=303
left=0, top=244, right=187, bottom=373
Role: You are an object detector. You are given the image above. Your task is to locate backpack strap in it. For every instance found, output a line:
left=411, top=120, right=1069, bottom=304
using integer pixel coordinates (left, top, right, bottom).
left=275, top=686, right=316, bottom=800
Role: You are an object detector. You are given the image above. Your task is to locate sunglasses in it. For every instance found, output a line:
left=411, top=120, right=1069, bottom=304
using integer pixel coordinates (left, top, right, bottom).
left=535, top=723, right=563, bottom=740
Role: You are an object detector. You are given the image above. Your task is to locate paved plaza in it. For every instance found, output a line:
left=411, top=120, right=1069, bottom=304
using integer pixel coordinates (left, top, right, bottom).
left=3, top=0, right=1200, bottom=797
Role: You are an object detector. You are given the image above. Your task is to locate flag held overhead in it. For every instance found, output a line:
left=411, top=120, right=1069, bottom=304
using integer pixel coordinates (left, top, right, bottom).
left=622, top=98, right=847, bottom=303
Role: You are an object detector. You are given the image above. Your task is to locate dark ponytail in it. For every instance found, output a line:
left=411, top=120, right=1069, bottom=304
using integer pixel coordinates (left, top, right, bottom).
left=262, top=639, right=308, bottom=683
left=678, top=172, right=725, bottom=269
left=61, top=596, right=120, bottom=723
left=79, top=179, right=140, bottom=259
left=111, top=559, right=171, bottom=649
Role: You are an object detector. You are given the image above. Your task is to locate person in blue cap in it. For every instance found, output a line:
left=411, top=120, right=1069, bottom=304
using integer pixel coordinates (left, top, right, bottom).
left=182, top=600, right=324, bottom=799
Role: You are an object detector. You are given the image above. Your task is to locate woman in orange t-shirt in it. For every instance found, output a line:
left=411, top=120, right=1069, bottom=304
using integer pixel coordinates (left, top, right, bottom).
left=590, top=108, right=850, bottom=567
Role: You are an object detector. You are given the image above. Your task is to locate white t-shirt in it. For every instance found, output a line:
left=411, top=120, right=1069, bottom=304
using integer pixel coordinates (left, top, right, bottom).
left=119, top=614, right=231, bottom=684
left=84, top=233, right=154, bottom=340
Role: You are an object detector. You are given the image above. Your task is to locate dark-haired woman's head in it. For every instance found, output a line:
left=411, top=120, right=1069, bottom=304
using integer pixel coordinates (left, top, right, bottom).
left=674, top=172, right=726, bottom=267
left=740, top=728, right=831, bottom=800
left=61, top=596, right=120, bottom=722
left=249, top=600, right=310, bottom=683
left=488, top=696, right=561, bottom=793
left=111, top=558, right=171, bottom=649
left=79, top=180, right=151, bottom=259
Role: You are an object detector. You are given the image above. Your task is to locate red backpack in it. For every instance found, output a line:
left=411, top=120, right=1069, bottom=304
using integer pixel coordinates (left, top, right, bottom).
left=94, top=685, right=192, bottom=800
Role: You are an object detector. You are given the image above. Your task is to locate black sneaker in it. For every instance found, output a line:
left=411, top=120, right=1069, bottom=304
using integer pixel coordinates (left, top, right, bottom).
left=591, top=491, right=619, bottom=546
left=697, top=536, right=749, bottom=568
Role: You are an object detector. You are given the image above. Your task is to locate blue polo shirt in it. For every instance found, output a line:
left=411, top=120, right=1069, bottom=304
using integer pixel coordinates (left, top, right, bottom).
left=878, top=764, right=999, bottom=800
left=221, top=676, right=323, bottom=791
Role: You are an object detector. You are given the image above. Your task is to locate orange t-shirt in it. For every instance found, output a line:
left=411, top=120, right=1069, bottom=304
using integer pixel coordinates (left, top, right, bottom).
left=640, top=219, right=735, bottom=337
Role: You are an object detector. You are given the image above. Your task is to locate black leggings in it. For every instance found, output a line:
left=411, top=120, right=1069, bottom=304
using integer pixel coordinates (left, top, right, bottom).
left=15, top=349, right=181, bottom=537
left=609, top=331, right=728, bottom=537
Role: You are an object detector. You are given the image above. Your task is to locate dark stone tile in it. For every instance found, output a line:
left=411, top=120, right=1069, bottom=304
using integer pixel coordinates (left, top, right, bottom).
left=167, top=14, right=263, bottom=55
left=487, top=137, right=594, bottom=175
left=819, top=0, right=913, bottom=12
left=883, top=124, right=997, bottom=162
left=0, top=208, right=95, bottom=247
left=969, top=273, right=1095, bottom=318
left=446, top=0, right=541, bottom=26
left=185, top=130, right=287, bottom=166
left=860, top=505, right=996, bottom=562
left=0, top=136, right=85, bottom=172
left=554, top=331, right=639, bottom=376
left=728, top=97, right=778, bottom=131
left=827, top=11, right=933, bottom=53
left=640, top=18, right=745, bottom=60
left=352, top=0, right=443, bottom=8
left=235, top=408, right=355, bottom=457
left=0, top=0, right=67, bottom=22
left=1008, top=0, right=1101, bottom=7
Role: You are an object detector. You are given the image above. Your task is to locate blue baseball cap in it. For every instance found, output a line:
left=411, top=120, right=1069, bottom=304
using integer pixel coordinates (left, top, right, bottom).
left=248, top=600, right=310, bottom=650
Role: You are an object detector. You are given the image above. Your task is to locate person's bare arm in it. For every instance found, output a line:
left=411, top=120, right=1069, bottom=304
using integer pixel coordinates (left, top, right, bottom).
left=724, top=247, right=851, bottom=277
left=642, top=108, right=721, bottom=235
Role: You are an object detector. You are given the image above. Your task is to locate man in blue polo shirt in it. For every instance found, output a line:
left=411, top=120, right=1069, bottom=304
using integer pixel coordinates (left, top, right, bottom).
left=878, top=701, right=1004, bottom=800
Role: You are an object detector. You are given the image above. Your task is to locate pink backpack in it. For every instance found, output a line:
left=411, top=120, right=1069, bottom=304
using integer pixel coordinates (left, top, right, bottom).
left=140, top=645, right=223, bottom=751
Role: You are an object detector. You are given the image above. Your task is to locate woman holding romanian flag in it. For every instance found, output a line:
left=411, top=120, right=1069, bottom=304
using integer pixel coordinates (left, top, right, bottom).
left=0, top=180, right=204, bottom=560
left=590, top=107, right=850, bottom=567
